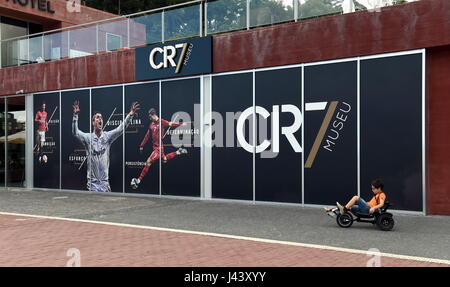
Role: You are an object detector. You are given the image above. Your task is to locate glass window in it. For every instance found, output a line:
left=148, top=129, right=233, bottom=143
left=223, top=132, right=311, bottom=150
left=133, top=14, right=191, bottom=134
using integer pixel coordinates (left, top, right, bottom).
left=298, top=0, right=342, bottom=20
left=18, top=37, right=29, bottom=65
left=44, top=31, right=69, bottom=61
left=69, top=26, right=97, bottom=58
left=29, top=35, right=44, bottom=63
left=130, top=13, right=162, bottom=46
left=207, top=0, right=247, bottom=35
left=6, top=96, right=26, bottom=188
left=250, top=0, right=295, bottom=28
left=106, top=33, right=123, bottom=51
left=1, top=40, right=19, bottom=68
left=164, top=5, right=200, bottom=42
left=98, top=19, right=128, bottom=52
left=1, top=17, right=28, bottom=68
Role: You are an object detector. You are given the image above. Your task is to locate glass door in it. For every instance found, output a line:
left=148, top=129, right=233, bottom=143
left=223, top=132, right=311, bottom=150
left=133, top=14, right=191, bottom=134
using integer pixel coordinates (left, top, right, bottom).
left=6, top=96, right=26, bottom=187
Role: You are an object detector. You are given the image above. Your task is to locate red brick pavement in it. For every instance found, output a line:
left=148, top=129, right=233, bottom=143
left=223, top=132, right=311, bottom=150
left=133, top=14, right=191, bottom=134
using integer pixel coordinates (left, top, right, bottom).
left=0, top=214, right=447, bottom=267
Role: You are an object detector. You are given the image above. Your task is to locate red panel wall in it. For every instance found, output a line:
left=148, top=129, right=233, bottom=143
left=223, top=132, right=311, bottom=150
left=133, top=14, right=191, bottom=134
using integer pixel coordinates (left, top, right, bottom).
left=427, top=45, right=450, bottom=216
left=0, top=50, right=135, bottom=94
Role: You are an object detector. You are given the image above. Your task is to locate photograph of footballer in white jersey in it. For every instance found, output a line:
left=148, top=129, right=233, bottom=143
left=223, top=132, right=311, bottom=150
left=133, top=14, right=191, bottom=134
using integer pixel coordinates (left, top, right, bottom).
left=72, top=100, right=140, bottom=192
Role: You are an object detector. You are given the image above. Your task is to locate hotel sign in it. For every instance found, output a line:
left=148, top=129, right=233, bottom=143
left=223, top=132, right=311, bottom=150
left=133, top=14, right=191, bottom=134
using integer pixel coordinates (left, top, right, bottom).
left=5, top=0, right=55, bottom=14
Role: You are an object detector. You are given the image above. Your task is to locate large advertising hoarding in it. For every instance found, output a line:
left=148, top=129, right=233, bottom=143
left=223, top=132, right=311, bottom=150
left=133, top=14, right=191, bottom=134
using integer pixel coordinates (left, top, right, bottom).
left=61, top=89, right=90, bottom=191
left=33, top=92, right=60, bottom=189
left=161, top=78, right=201, bottom=197
left=90, top=86, right=125, bottom=193
left=125, top=83, right=160, bottom=195
left=255, top=68, right=302, bottom=203
left=212, top=73, right=254, bottom=200
left=360, top=54, right=423, bottom=211
left=304, top=61, right=358, bottom=205
left=32, top=51, right=424, bottom=212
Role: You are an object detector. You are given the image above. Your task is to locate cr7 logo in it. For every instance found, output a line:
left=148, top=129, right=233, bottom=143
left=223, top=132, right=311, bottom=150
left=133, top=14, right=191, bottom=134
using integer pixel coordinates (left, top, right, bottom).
left=149, top=43, right=190, bottom=73
left=236, top=101, right=351, bottom=167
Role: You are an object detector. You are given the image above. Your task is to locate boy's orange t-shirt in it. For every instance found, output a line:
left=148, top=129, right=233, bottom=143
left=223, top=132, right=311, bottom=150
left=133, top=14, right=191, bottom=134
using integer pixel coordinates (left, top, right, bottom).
left=368, top=192, right=386, bottom=208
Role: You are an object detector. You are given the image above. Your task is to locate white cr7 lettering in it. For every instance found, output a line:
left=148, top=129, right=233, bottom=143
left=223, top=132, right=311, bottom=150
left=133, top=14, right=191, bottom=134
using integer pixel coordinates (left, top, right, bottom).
left=149, top=44, right=185, bottom=70
left=236, top=102, right=328, bottom=154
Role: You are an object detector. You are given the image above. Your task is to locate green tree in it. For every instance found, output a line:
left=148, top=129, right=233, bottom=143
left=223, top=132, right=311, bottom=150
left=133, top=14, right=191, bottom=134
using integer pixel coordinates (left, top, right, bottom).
left=250, top=0, right=294, bottom=27
left=207, top=0, right=247, bottom=34
left=299, top=0, right=342, bottom=19
left=88, top=0, right=391, bottom=44
left=207, top=0, right=296, bottom=34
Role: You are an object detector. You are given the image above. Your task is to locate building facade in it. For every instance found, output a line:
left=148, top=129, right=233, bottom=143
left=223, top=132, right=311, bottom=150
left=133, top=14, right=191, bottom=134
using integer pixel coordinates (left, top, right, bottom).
left=0, top=0, right=449, bottom=215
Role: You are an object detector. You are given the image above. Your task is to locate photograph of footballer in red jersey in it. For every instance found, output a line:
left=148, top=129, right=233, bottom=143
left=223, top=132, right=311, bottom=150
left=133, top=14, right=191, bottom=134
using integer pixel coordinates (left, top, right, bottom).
left=34, top=102, right=58, bottom=164
left=130, top=108, right=189, bottom=189
left=33, top=92, right=61, bottom=189
left=34, top=102, right=48, bottom=163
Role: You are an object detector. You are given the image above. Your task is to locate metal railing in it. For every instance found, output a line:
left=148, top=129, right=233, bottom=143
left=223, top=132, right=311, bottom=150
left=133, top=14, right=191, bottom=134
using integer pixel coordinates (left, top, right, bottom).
left=0, top=0, right=416, bottom=69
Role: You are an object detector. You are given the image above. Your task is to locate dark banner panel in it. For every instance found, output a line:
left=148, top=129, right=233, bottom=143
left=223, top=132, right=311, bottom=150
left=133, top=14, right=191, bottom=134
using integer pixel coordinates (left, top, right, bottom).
left=125, top=83, right=160, bottom=194
left=212, top=73, right=253, bottom=200
left=161, top=78, right=200, bottom=197
left=361, top=54, right=423, bottom=211
left=61, top=89, right=90, bottom=191
left=304, top=61, right=358, bottom=205
left=91, top=86, right=124, bottom=193
left=255, top=68, right=302, bottom=203
left=33, top=92, right=60, bottom=189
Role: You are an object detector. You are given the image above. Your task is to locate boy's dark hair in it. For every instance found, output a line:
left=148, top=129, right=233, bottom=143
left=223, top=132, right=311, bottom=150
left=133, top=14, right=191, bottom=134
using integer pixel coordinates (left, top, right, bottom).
left=148, top=108, right=157, bottom=116
left=372, top=179, right=384, bottom=191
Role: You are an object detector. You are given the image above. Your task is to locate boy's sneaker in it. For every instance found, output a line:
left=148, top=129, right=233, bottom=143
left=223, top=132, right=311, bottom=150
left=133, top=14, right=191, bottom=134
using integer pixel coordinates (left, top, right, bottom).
left=323, top=207, right=333, bottom=212
left=336, top=202, right=346, bottom=214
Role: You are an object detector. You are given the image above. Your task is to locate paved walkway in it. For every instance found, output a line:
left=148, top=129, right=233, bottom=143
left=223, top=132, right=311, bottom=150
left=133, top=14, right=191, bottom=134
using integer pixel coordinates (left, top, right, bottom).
left=0, top=212, right=448, bottom=267
left=1, top=189, right=450, bottom=266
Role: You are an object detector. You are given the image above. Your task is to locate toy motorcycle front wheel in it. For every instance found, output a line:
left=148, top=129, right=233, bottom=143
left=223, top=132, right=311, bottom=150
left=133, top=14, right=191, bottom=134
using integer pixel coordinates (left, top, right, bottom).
left=336, top=213, right=353, bottom=228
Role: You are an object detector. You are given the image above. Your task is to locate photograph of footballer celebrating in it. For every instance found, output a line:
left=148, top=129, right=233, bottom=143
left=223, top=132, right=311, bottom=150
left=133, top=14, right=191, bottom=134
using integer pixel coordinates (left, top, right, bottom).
left=72, top=100, right=140, bottom=192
